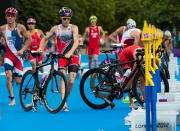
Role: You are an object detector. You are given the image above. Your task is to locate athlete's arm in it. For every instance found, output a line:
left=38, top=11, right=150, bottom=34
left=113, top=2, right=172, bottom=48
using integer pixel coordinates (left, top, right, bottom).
left=99, top=26, right=105, bottom=44
left=164, top=39, right=172, bottom=54
left=38, top=29, right=48, bottom=48
left=131, top=30, right=143, bottom=47
left=65, top=25, right=79, bottom=58
left=39, top=29, right=45, bottom=39
left=82, top=27, right=89, bottom=42
left=18, top=24, right=31, bottom=55
left=39, top=26, right=57, bottom=51
left=108, top=26, right=126, bottom=43
left=0, top=26, right=5, bottom=45
left=0, top=37, right=5, bottom=45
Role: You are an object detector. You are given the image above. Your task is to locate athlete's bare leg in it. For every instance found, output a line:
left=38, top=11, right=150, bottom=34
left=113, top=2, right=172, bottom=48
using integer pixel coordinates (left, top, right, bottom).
left=30, top=60, right=43, bottom=73
left=38, top=61, right=43, bottom=73
left=93, top=54, right=98, bottom=68
left=67, top=72, right=77, bottom=96
left=88, top=55, right=92, bottom=69
left=60, top=69, right=66, bottom=104
left=30, top=60, right=36, bottom=71
left=5, top=70, right=15, bottom=106
left=14, top=76, right=22, bottom=84
left=59, top=69, right=77, bottom=112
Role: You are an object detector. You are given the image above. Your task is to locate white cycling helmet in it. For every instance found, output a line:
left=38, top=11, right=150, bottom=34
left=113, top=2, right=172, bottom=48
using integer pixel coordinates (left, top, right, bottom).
left=164, top=30, right=172, bottom=37
left=127, top=18, right=136, bottom=29
left=59, top=7, right=73, bottom=17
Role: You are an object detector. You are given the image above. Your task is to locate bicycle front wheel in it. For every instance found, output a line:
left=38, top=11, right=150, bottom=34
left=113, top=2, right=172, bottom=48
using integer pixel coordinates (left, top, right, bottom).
left=80, top=68, right=114, bottom=109
left=43, top=71, right=68, bottom=113
left=19, top=70, right=35, bottom=111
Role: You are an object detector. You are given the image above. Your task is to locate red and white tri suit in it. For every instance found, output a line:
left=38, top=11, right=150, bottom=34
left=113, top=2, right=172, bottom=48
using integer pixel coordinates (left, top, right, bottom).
left=120, top=28, right=141, bottom=49
left=55, top=24, right=79, bottom=72
left=4, top=24, right=24, bottom=76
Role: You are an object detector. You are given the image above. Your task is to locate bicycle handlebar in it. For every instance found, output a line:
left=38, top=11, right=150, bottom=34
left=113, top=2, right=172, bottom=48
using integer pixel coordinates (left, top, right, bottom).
left=26, top=50, right=41, bottom=58
left=44, top=52, right=71, bottom=67
left=100, top=49, right=117, bottom=54
left=46, top=52, right=71, bottom=60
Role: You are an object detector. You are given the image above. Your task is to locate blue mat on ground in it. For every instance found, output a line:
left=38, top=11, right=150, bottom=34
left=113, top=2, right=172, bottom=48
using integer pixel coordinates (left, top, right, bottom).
left=0, top=54, right=180, bottom=131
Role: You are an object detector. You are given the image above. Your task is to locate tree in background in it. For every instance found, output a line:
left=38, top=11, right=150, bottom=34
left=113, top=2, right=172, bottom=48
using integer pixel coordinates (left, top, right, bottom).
left=17, top=0, right=60, bottom=32
left=17, top=0, right=180, bottom=34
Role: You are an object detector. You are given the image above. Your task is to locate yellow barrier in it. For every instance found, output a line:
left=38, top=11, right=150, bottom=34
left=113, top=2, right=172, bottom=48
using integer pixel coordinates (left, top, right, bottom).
left=141, top=20, right=163, bottom=86
left=152, top=25, right=158, bottom=70
left=141, top=20, right=154, bottom=86
left=149, top=24, right=155, bottom=74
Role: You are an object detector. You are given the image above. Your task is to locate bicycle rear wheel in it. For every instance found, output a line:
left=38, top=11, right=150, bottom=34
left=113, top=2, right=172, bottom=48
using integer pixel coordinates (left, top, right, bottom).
left=19, top=70, right=35, bottom=111
left=43, top=71, right=68, bottom=113
left=80, top=68, right=114, bottom=109
left=131, top=70, right=145, bottom=107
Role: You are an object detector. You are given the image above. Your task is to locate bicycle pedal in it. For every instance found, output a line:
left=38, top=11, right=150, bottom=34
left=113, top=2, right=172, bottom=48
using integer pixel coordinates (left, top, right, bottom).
left=129, top=90, right=135, bottom=97
left=32, top=105, right=38, bottom=112
left=110, top=103, right=115, bottom=110
left=32, top=107, right=38, bottom=112
left=32, top=100, right=38, bottom=112
left=123, top=87, right=130, bottom=92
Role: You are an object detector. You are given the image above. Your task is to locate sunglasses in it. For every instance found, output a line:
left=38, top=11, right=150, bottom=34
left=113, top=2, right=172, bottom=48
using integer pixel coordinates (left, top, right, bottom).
left=27, top=23, right=35, bottom=25
left=62, top=17, right=71, bottom=21
left=6, top=14, right=16, bottom=18
left=91, top=20, right=97, bottom=23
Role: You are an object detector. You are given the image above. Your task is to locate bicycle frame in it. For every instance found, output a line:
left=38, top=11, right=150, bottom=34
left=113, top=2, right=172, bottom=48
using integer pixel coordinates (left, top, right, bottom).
left=33, top=57, right=55, bottom=89
left=20, top=51, right=71, bottom=112
left=28, top=52, right=70, bottom=91
left=106, top=54, right=144, bottom=91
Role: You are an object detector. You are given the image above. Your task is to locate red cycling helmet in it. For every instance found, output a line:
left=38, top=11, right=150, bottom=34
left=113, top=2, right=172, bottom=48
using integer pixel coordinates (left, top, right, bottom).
left=27, top=18, right=36, bottom=24
left=5, top=7, right=18, bottom=16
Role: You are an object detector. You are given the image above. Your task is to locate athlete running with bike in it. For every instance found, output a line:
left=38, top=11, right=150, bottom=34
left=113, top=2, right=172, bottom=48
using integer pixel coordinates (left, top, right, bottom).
left=39, top=7, right=79, bottom=112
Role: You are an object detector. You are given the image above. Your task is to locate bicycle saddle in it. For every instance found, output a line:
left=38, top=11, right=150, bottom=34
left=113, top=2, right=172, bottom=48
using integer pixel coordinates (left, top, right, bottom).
left=111, top=43, right=126, bottom=48
left=29, top=50, right=41, bottom=58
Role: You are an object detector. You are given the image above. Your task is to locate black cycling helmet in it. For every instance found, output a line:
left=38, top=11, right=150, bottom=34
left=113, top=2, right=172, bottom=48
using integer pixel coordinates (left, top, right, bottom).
left=59, top=7, right=73, bottom=17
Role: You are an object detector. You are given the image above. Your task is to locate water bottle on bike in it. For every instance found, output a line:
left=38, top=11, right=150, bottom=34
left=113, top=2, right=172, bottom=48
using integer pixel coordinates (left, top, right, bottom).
left=115, top=71, right=122, bottom=83
left=40, top=72, right=48, bottom=87
left=115, top=69, right=131, bottom=83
